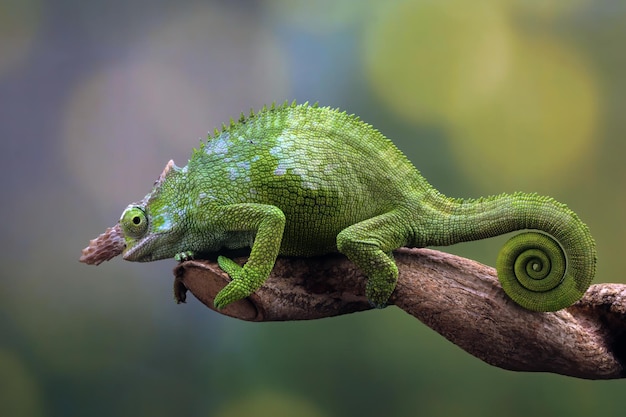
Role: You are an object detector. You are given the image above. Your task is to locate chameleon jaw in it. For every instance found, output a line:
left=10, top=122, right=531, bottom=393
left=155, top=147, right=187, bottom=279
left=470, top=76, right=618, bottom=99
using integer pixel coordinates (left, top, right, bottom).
left=120, top=231, right=171, bottom=262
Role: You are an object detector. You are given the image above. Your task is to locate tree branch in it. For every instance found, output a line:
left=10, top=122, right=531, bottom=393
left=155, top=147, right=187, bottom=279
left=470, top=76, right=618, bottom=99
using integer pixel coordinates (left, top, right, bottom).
left=173, top=248, right=626, bottom=380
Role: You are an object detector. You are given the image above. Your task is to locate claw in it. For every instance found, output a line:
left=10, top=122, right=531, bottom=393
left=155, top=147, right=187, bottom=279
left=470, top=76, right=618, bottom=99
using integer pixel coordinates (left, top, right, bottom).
left=174, top=251, right=194, bottom=262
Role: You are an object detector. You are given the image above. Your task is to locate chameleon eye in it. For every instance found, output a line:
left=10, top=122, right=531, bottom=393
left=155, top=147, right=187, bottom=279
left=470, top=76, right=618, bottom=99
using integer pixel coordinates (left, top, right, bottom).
left=120, top=206, right=149, bottom=238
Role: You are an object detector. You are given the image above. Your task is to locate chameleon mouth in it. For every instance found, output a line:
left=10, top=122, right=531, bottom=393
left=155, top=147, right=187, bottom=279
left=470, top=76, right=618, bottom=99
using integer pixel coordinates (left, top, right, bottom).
left=79, top=223, right=125, bottom=265
left=120, top=232, right=167, bottom=262
left=121, top=241, right=142, bottom=261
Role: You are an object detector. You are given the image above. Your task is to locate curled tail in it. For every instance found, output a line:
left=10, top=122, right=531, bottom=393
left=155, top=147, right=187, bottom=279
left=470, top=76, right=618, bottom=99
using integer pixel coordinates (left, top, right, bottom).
left=420, top=191, right=597, bottom=312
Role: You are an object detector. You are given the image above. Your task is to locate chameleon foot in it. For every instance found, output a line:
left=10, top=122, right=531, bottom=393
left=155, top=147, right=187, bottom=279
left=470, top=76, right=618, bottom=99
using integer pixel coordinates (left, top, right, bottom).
left=174, top=251, right=195, bottom=262
left=214, top=256, right=258, bottom=309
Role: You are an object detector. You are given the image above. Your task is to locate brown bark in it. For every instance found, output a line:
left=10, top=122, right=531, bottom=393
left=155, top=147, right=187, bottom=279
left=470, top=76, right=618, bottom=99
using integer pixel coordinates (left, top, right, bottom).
left=173, top=248, right=626, bottom=380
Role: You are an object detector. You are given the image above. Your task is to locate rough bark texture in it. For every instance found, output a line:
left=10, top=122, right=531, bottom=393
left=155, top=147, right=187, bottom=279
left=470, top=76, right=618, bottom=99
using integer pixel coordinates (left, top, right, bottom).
left=173, top=248, right=626, bottom=380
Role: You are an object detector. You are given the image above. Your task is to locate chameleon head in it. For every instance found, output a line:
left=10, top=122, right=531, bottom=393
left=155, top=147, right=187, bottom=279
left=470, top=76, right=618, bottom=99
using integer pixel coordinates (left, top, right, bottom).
left=119, top=203, right=181, bottom=262
left=120, top=159, right=189, bottom=262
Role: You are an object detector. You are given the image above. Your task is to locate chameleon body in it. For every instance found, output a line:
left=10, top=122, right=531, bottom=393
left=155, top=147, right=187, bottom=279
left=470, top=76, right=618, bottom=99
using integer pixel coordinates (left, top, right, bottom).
left=80, top=102, right=596, bottom=312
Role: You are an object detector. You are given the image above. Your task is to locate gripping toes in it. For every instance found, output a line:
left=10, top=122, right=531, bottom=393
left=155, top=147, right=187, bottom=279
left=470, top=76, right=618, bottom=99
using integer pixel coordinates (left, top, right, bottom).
left=364, top=262, right=398, bottom=308
left=215, top=256, right=243, bottom=309
left=174, top=251, right=194, bottom=262
left=214, top=256, right=262, bottom=309
left=214, top=280, right=255, bottom=309
left=365, top=276, right=395, bottom=308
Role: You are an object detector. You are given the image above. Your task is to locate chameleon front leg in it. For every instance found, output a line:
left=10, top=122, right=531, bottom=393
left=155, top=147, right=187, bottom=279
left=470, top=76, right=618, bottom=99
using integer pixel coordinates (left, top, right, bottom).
left=336, top=210, right=410, bottom=308
left=212, top=203, right=286, bottom=309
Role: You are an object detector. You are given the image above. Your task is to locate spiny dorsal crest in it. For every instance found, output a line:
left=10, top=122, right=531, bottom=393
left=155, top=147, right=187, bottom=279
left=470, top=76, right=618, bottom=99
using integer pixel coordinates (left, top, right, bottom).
left=193, top=101, right=366, bottom=158
left=204, top=100, right=312, bottom=140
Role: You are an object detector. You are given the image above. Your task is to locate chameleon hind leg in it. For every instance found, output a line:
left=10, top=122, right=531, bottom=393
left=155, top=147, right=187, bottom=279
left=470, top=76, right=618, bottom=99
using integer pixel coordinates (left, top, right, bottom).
left=336, top=211, right=410, bottom=307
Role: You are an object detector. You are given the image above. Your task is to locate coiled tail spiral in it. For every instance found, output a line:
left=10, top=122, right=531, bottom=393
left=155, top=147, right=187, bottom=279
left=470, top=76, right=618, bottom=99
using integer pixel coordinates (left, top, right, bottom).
left=497, top=231, right=580, bottom=311
left=494, top=194, right=596, bottom=312
left=423, top=192, right=596, bottom=312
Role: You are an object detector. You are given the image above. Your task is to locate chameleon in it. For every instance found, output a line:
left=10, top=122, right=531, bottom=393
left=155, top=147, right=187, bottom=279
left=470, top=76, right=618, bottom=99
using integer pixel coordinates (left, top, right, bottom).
left=80, top=101, right=596, bottom=312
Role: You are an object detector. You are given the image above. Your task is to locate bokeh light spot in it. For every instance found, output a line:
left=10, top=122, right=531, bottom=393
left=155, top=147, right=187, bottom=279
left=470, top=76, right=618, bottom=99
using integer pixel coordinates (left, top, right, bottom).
left=446, top=35, right=598, bottom=188
left=364, top=0, right=598, bottom=189
left=264, top=0, right=375, bottom=32
left=0, top=349, right=43, bottom=417
left=363, top=0, right=513, bottom=124
left=0, top=0, right=41, bottom=77
left=63, top=3, right=289, bottom=211
left=215, top=390, right=327, bottom=417
left=62, top=62, right=178, bottom=213
left=508, top=0, right=593, bottom=21
left=134, top=2, right=290, bottom=115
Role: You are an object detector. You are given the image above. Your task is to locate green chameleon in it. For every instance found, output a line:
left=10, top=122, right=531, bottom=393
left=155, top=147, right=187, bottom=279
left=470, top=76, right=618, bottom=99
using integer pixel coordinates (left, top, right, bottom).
left=80, top=101, right=596, bottom=312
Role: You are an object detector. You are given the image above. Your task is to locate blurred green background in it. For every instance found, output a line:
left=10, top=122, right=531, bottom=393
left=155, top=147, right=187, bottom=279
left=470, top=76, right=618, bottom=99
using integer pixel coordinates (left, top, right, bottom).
left=2, top=0, right=625, bottom=416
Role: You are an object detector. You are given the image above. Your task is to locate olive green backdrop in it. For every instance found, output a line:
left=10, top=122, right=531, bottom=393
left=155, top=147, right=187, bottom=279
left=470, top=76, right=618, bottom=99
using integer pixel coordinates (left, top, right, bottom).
left=2, top=0, right=625, bottom=416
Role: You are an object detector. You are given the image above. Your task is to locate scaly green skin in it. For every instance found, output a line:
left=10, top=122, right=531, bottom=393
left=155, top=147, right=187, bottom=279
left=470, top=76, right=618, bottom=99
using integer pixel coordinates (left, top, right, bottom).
left=117, top=102, right=596, bottom=311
